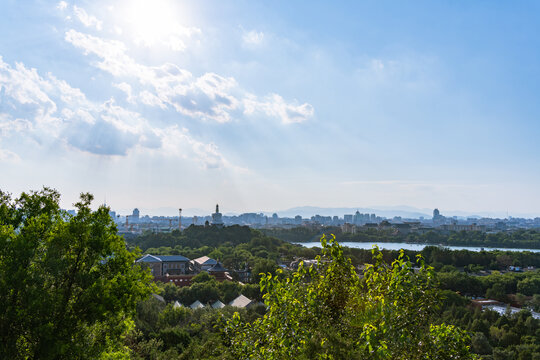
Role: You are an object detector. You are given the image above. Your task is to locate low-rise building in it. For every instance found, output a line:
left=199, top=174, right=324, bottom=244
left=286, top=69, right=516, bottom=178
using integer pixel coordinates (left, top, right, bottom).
left=136, top=254, right=190, bottom=276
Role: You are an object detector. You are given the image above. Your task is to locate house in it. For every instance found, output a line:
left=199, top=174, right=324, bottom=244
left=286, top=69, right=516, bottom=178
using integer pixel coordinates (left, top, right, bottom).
left=136, top=254, right=190, bottom=276
left=192, top=256, right=217, bottom=273
left=173, top=301, right=184, bottom=308
left=159, top=255, right=191, bottom=275
left=137, top=255, right=163, bottom=276
left=235, top=265, right=251, bottom=283
left=392, top=223, right=411, bottom=235
left=208, top=262, right=228, bottom=281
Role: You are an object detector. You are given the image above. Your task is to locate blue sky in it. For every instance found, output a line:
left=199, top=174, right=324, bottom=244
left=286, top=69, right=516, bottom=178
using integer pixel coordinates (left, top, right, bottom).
left=0, top=0, right=539, bottom=217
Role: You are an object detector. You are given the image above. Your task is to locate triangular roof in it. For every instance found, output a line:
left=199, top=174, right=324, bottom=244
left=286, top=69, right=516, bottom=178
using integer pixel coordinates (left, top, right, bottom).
left=137, top=254, right=162, bottom=263
left=173, top=301, right=184, bottom=308
left=152, top=293, right=165, bottom=303
left=193, top=256, right=217, bottom=266
left=228, top=294, right=254, bottom=308
left=190, top=300, right=205, bottom=309
left=211, top=300, right=225, bottom=309
left=208, top=262, right=228, bottom=273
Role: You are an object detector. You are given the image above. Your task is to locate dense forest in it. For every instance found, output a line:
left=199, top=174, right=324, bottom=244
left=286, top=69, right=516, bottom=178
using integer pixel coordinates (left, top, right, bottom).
left=2, top=189, right=540, bottom=359
left=128, top=230, right=540, bottom=359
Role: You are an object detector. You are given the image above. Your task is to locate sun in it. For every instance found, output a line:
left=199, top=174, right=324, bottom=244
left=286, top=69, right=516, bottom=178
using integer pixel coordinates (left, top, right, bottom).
left=120, top=0, right=185, bottom=48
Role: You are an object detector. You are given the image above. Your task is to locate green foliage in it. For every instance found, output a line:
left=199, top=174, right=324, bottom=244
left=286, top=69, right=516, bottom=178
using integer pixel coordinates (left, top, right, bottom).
left=437, top=268, right=540, bottom=301
left=130, top=299, right=261, bottom=359
left=517, top=277, right=540, bottom=296
left=225, top=235, right=476, bottom=359
left=0, top=188, right=155, bottom=359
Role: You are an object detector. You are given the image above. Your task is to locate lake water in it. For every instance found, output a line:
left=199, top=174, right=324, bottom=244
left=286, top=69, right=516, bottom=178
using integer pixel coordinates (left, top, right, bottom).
left=295, top=242, right=540, bottom=253
left=484, top=305, right=540, bottom=319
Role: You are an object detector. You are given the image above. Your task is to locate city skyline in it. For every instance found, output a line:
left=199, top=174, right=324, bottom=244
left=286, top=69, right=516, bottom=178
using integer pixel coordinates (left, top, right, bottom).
left=101, top=203, right=537, bottom=220
left=1, top=1, right=539, bottom=215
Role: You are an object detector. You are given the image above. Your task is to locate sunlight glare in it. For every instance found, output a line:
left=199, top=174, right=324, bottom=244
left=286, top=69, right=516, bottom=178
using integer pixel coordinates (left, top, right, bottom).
left=121, top=0, right=190, bottom=50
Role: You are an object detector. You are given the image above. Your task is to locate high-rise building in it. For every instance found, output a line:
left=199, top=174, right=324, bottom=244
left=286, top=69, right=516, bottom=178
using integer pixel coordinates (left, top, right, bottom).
left=132, top=208, right=140, bottom=222
left=433, top=208, right=445, bottom=223
left=353, top=211, right=362, bottom=225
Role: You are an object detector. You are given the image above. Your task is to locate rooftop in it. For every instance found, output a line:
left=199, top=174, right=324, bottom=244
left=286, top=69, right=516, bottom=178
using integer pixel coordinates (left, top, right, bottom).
left=193, top=256, right=217, bottom=266
left=229, top=294, right=253, bottom=308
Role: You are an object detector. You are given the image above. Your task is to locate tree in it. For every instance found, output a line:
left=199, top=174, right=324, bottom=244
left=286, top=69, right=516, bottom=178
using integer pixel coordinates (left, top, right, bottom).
left=225, top=235, right=476, bottom=359
left=0, top=188, right=154, bottom=359
left=517, top=277, right=540, bottom=296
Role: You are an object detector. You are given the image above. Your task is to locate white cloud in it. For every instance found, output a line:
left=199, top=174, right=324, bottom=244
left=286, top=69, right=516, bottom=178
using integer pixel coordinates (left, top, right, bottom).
left=65, top=29, right=144, bottom=77
left=56, top=1, right=68, bottom=11
left=0, top=115, right=32, bottom=136
left=244, top=93, right=314, bottom=124
left=64, top=29, right=314, bottom=124
left=138, top=90, right=166, bottom=109
left=242, top=30, right=264, bottom=45
left=154, top=126, right=248, bottom=172
left=0, top=148, right=20, bottom=162
left=0, top=57, right=240, bottom=169
left=73, top=6, right=103, bottom=31
left=113, top=82, right=135, bottom=103
left=133, top=23, right=201, bottom=52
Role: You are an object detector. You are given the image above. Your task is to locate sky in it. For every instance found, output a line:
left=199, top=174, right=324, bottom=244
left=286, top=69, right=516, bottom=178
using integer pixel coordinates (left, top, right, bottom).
left=0, top=0, right=539, bottom=217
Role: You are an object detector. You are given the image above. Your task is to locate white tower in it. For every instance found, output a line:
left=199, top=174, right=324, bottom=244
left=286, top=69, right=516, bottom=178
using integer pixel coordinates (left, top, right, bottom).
left=178, top=208, right=182, bottom=231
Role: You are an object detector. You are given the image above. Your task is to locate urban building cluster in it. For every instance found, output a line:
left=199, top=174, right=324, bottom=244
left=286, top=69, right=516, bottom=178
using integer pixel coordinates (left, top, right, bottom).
left=102, top=204, right=540, bottom=236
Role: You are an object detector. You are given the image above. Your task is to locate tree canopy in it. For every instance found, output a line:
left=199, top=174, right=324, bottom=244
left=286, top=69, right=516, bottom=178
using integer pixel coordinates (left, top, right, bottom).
left=0, top=188, right=154, bottom=359
left=225, top=235, right=476, bottom=359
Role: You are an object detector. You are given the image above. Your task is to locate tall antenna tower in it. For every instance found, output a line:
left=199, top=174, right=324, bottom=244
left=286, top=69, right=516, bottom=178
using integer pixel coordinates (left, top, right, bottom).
left=178, top=208, right=182, bottom=231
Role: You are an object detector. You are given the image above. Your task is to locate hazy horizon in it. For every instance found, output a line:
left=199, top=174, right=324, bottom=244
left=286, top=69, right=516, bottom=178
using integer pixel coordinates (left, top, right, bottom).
left=80, top=203, right=537, bottom=220
left=1, top=1, right=539, bottom=215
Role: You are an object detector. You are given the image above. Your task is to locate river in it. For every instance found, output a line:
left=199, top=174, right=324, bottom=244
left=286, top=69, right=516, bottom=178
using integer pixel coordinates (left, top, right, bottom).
left=295, top=242, right=540, bottom=253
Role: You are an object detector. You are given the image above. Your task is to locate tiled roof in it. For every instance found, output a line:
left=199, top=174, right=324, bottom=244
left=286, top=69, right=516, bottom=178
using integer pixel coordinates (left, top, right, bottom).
left=208, top=262, right=228, bottom=273
left=158, top=255, right=190, bottom=262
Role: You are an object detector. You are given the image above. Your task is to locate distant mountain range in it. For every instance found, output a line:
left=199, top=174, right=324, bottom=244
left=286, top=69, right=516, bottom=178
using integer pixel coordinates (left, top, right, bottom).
left=270, top=206, right=537, bottom=220
left=268, top=206, right=431, bottom=219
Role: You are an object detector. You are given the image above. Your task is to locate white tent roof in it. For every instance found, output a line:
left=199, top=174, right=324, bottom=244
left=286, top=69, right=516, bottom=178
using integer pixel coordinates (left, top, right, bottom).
left=152, top=293, right=165, bottom=303
left=228, top=294, right=254, bottom=308
left=211, top=300, right=225, bottom=309
left=190, top=300, right=205, bottom=309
